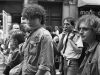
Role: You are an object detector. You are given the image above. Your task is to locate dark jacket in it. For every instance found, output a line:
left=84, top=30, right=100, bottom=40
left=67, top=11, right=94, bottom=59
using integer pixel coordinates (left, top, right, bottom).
left=3, top=49, right=24, bottom=75
left=78, top=42, right=100, bottom=75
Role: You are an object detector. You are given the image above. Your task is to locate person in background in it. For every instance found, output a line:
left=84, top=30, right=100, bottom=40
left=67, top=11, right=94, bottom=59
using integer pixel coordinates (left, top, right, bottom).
left=76, top=15, right=100, bottom=75
left=3, top=30, right=25, bottom=75
left=57, top=17, right=83, bottom=75
left=11, top=23, right=20, bottom=31
left=10, top=4, right=54, bottom=75
left=8, top=23, right=20, bottom=32
left=3, top=23, right=21, bottom=54
left=20, top=23, right=30, bottom=39
left=53, top=26, right=59, bottom=36
left=52, top=26, right=60, bottom=44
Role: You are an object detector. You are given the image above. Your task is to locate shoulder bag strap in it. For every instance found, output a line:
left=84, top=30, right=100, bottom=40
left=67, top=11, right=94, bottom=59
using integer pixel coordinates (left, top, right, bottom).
left=63, top=33, right=70, bottom=54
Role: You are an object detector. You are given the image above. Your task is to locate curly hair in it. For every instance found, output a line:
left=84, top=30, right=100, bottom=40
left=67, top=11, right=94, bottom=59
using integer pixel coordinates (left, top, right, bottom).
left=76, top=14, right=100, bottom=41
left=9, top=30, right=25, bottom=45
left=22, top=4, right=46, bottom=25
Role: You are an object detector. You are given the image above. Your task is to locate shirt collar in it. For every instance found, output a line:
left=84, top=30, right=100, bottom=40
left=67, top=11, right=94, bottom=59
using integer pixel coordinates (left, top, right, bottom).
left=88, top=41, right=98, bottom=52
left=27, top=25, right=42, bottom=39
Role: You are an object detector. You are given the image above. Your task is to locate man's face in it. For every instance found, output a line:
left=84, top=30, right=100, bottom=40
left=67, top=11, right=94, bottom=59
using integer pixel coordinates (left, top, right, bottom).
left=64, top=19, right=72, bottom=28
left=55, top=26, right=58, bottom=31
left=78, top=22, right=95, bottom=43
left=12, top=24, right=20, bottom=31
left=22, top=23, right=30, bottom=32
left=63, top=24, right=67, bottom=32
left=63, top=20, right=73, bottom=33
left=9, top=39, right=17, bottom=50
left=26, top=18, right=41, bottom=29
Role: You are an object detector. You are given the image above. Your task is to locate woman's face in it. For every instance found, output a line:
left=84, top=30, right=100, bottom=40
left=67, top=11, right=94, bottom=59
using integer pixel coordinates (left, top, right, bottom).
left=78, top=22, right=95, bottom=43
left=9, top=39, right=18, bottom=50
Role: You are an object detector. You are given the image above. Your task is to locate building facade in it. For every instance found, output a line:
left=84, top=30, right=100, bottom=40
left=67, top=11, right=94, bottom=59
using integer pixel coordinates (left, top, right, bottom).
left=0, top=0, right=24, bottom=24
left=78, top=0, right=100, bottom=18
left=0, top=0, right=78, bottom=30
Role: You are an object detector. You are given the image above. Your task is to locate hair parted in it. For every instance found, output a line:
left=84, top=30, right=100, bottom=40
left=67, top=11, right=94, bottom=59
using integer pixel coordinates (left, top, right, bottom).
left=9, top=30, right=25, bottom=45
left=22, top=4, right=46, bottom=25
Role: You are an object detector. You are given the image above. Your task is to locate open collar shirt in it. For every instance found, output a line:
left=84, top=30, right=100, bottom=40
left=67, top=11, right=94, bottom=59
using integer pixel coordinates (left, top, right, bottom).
left=62, top=32, right=83, bottom=59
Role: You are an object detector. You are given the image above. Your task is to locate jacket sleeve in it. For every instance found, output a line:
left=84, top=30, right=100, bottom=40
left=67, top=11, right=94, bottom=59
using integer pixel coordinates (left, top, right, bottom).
left=98, top=44, right=100, bottom=74
left=38, top=34, right=54, bottom=71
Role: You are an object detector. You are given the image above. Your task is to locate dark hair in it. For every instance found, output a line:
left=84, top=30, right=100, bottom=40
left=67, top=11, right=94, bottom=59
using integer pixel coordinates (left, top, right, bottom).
left=22, top=4, right=46, bottom=25
left=76, top=14, right=100, bottom=42
left=59, top=27, right=63, bottom=34
left=46, top=26, right=52, bottom=32
left=10, top=30, right=25, bottom=45
left=63, top=17, right=75, bottom=26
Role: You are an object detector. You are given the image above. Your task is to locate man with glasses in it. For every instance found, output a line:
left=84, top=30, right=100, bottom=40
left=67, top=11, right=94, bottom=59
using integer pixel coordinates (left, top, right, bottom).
left=76, top=15, right=100, bottom=75
left=57, top=17, right=83, bottom=75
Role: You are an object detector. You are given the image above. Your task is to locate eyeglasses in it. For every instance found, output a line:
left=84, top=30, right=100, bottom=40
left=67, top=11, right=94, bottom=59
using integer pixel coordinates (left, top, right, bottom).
left=78, top=27, right=92, bottom=31
left=64, top=23, right=71, bottom=26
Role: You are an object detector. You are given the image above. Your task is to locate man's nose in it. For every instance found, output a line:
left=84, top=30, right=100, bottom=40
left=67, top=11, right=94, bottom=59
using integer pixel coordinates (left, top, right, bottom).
left=79, top=29, right=83, bottom=35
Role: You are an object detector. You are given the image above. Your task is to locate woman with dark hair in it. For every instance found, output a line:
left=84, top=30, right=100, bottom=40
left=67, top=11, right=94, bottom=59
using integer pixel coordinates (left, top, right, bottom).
left=3, top=30, right=25, bottom=75
left=76, top=15, right=100, bottom=75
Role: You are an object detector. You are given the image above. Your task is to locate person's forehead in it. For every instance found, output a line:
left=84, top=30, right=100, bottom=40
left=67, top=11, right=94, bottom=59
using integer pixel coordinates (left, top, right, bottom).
left=63, top=24, right=67, bottom=27
left=79, top=22, right=89, bottom=27
left=64, top=19, right=69, bottom=23
left=13, top=24, right=20, bottom=28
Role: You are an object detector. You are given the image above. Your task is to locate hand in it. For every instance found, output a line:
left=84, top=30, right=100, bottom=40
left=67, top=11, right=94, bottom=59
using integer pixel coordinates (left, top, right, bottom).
left=66, top=25, right=73, bottom=33
left=56, top=71, right=62, bottom=75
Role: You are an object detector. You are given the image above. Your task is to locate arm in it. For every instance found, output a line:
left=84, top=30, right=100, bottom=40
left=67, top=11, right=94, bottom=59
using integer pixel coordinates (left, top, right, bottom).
left=36, top=34, right=54, bottom=75
left=35, top=69, right=48, bottom=75
left=57, top=33, right=65, bottom=52
left=98, top=57, right=100, bottom=75
left=98, top=44, right=100, bottom=74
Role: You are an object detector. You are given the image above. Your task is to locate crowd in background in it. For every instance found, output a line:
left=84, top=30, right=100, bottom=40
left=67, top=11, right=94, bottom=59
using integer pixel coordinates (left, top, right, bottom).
left=0, top=3, right=100, bottom=75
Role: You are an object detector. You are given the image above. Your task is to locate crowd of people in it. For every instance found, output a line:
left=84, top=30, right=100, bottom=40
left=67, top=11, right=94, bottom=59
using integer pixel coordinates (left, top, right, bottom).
left=0, top=3, right=100, bottom=75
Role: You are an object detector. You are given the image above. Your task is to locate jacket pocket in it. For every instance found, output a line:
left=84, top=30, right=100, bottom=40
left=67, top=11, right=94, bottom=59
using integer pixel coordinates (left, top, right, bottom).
left=28, top=41, right=39, bottom=55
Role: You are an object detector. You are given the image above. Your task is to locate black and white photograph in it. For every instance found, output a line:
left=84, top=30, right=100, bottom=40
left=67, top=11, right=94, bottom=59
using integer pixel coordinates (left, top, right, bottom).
left=0, top=0, right=100, bottom=75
